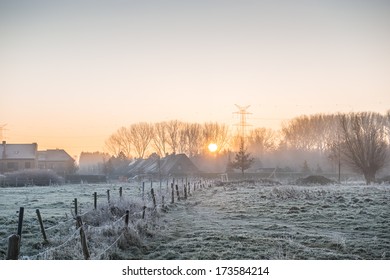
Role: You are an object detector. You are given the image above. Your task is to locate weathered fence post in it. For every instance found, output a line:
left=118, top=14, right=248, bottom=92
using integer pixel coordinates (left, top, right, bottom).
left=119, top=187, right=123, bottom=199
left=73, top=199, right=78, bottom=216
left=17, top=207, right=24, bottom=243
left=184, top=184, right=187, bottom=200
left=142, top=182, right=145, bottom=201
left=76, top=216, right=90, bottom=260
left=176, top=184, right=180, bottom=200
left=107, top=190, right=110, bottom=203
left=142, top=206, right=147, bottom=219
left=151, top=188, right=157, bottom=209
left=171, top=183, right=174, bottom=204
left=125, top=210, right=129, bottom=228
left=93, top=192, right=97, bottom=210
left=36, top=209, right=48, bottom=242
left=7, top=234, right=20, bottom=260
left=162, top=195, right=165, bottom=208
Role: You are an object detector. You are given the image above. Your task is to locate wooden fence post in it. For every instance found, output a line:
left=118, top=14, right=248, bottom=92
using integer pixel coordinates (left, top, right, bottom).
left=171, top=183, right=174, bottom=204
left=36, top=209, right=48, bottom=243
left=74, top=199, right=78, bottom=216
left=151, top=188, right=156, bottom=209
left=7, top=234, right=20, bottom=260
left=142, top=182, right=145, bottom=201
left=17, top=207, right=24, bottom=245
left=125, top=210, right=129, bottom=228
left=119, top=187, right=123, bottom=199
left=76, top=216, right=90, bottom=260
left=184, top=184, right=187, bottom=200
left=107, top=190, right=110, bottom=203
left=176, top=184, right=180, bottom=200
left=142, top=206, right=147, bottom=219
left=93, top=192, right=97, bottom=210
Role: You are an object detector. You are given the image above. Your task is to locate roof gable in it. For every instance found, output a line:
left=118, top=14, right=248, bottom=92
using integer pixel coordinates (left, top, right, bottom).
left=128, top=154, right=199, bottom=176
left=38, top=149, right=73, bottom=162
left=1, top=143, right=37, bottom=160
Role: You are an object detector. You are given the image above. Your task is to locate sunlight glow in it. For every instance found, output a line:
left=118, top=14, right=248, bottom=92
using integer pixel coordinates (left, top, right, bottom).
left=208, top=143, right=218, bottom=153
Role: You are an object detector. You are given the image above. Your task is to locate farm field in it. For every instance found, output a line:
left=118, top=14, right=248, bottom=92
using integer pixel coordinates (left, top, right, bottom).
left=0, top=180, right=389, bottom=260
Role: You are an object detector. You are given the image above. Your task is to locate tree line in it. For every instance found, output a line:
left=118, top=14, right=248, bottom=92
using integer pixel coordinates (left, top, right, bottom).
left=104, top=111, right=390, bottom=184
left=105, top=120, right=231, bottom=158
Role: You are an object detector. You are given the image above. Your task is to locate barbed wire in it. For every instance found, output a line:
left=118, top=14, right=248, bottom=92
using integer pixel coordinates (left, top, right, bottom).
left=84, top=213, right=128, bottom=230
left=92, top=231, right=125, bottom=260
left=1, top=235, right=9, bottom=244
left=45, top=217, right=75, bottom=231
left=2, top=178, right=212, bottom=259
left=21, top=227, right=81, bottom=260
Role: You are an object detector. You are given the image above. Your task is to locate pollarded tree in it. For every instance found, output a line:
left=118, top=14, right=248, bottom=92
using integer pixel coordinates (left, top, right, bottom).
left=339, top=112, right=388, bottom=184
left=231, top=138, right=254, bottom=175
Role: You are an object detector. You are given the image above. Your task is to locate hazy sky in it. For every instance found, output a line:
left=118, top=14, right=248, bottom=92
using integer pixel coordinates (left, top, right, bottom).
left=1, top=0, right=389, bottom=158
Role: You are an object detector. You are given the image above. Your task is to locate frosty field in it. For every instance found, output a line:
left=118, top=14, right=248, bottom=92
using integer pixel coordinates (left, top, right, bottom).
left=0, top=180, right=389, bottom=260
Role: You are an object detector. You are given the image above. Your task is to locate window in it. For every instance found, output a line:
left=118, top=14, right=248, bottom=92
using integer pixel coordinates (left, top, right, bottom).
left=7, top=162, right=18, bottom=171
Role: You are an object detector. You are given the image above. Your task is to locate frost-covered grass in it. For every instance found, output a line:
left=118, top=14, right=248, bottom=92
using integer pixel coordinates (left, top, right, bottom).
left=0, top=180, right=389, bottom=260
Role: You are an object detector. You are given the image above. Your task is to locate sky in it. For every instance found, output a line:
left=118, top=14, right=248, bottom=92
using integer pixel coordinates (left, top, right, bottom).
left=1, top=0, right=389, bottom=158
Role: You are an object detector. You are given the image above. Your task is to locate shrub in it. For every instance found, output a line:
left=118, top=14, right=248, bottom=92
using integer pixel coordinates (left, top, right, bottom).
left=1, top=169, right=64, bottom=187
left=295, top=175, right=335, bottom=186
left=377, top=176, right=390, bottom=184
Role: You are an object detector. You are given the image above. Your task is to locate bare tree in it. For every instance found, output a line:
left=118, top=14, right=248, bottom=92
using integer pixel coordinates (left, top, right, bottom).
left=202, top=122, right=231, bottom=154
left=152, top=122, right=168, bottom=157
left=281, top=114, right=338, bottom=153
left=247, top=127, right=277, bottom=158
left=130, top=122, right=154, bottom=159
left=184, top=123, right=203, bottom=157
left=104, top=126, right=132, bottom=158
left=166, top=120, right=182, bottom=154
left=339, top=112, right=388, bottom=184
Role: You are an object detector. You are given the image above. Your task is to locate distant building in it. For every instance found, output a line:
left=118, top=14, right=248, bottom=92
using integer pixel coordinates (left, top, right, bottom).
left=38, top=149, right=75, bottom=175
left=0, top=141, right=75, bottom=175
left=127, top=153, right=199, bottom=178
left=0, top=141, right=38, bottom=173
left=78, top=151, right=110, bottom=175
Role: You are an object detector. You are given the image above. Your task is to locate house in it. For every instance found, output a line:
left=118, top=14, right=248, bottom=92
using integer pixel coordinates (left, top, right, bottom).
left=0, top=141, right=38, bottom=173
left=127, top=153, right=199, bottom=178
left=0, top=141, right=75, bottom=175
left=78, top=151, right=110, bottom=174
left=38, top=149, right=75, bottom=175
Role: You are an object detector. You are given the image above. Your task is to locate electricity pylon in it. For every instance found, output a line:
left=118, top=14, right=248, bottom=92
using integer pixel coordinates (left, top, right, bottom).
left=233, top=104, right=251, bottom=144
left=0, top=124, right=8, bottom=142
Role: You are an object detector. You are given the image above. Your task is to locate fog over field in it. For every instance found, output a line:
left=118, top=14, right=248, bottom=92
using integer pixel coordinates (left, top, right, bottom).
left=1, top=180, right=389, bottom=260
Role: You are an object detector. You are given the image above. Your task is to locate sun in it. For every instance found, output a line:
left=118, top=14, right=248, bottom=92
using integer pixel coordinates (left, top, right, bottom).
left=208, top=143, right=218, bottom=153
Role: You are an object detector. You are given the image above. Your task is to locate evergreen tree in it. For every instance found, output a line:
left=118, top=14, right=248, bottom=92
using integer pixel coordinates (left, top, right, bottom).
left=231, top=139, right=254, bottom=175
left=302, top=160, right=311, bottom=174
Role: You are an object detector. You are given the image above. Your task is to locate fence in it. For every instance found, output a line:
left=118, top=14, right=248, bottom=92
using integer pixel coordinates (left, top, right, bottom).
left=1, top=177, right=214, bottom=260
